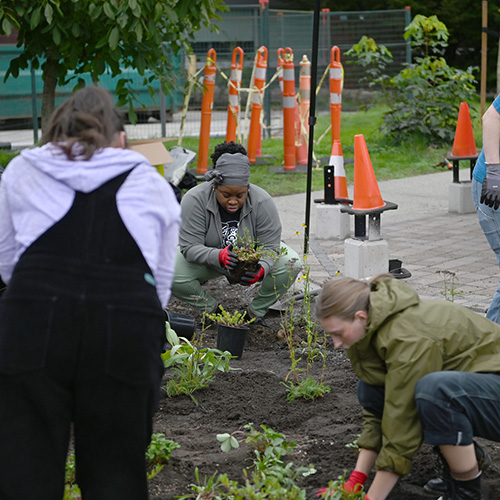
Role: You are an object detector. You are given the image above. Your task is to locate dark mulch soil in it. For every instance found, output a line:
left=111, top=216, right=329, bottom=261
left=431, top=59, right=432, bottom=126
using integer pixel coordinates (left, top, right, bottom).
left=150, top=277, right=500, bottom=499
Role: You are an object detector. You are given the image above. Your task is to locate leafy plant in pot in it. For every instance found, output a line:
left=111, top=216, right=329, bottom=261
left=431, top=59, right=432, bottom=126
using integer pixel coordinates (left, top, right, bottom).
left=226, top=229, right=277, bottom=284
left=204, top=306, right=255, bottom=359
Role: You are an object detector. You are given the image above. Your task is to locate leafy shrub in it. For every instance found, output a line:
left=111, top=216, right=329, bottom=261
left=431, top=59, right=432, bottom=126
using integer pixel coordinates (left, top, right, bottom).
left=346, top=14, right=477, bottom=145
left=204, top=305, right=255, bottom=327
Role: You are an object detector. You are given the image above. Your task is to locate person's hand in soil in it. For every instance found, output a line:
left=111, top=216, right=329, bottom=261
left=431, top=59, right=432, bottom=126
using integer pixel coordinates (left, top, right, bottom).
left=219, top=245, right=239, bottom=271
left=315, top=470, right=367, bottom=497
left=240, top=264, right=265, bottom=286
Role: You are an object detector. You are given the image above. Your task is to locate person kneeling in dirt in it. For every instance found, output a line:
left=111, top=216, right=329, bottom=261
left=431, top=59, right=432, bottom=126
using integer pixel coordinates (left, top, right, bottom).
left=314, top=274, right=500, bottom=500
left=171, top=141, right=302, bottom=328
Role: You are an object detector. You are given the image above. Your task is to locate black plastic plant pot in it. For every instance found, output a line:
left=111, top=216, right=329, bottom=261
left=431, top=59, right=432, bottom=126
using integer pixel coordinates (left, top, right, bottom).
left=216, top=324, right=249, bottom=359
left=165, top=311, right=195, bottom=340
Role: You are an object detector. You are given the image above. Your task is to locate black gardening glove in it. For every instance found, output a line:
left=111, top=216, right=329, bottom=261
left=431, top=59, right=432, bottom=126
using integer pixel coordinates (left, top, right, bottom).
left=481, top=163, right=500, bottom=209
left=240, top=265, right=265, bottom=286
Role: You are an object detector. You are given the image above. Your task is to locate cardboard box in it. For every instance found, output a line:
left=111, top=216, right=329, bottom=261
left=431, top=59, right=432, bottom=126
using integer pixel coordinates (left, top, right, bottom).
left=129, top=138, right=174, bottom=176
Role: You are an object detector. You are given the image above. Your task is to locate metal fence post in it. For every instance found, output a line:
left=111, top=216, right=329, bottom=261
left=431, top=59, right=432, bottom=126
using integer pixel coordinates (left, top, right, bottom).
left=259, top=0, right=271, bottom=139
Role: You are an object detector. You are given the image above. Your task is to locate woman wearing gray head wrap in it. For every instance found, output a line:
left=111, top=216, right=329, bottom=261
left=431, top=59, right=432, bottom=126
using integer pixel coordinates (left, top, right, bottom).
left=171, top=141, right=302, bottom=328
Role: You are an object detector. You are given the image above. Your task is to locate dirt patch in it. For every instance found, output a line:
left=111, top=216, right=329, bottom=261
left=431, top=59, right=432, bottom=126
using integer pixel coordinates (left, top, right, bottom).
left=151, top=277, right=500, bottom=499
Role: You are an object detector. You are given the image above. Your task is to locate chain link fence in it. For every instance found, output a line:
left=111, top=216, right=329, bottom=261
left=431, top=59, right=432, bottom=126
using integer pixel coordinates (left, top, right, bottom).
left=0, top=6, right=411, bottom=143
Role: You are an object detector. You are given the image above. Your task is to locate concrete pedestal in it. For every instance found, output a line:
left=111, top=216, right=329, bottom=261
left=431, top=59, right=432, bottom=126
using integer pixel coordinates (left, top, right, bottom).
left=344, top=238, right=389, bottom=280
left=314, top=203, right=351, bottom=240
left=449, top=181, right=475, bottom=214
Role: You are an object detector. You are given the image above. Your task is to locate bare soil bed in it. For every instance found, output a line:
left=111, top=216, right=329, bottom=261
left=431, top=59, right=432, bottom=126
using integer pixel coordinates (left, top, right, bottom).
left=150, top=277, right=500, bottom=499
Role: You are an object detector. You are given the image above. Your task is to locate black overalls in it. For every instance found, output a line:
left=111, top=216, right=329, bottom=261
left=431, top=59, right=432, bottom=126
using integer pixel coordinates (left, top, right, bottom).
left=0, top=169, right=165, bottom=499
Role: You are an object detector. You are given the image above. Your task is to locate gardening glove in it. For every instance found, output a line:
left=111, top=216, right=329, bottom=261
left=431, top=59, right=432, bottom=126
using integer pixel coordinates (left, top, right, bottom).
left=315, top=470, right=367, bottom=497
left=240, top=265, right=265, bottom=286
left=481, top=163, right=500, bottom=209
left=219, top=245, right=238, bottom=271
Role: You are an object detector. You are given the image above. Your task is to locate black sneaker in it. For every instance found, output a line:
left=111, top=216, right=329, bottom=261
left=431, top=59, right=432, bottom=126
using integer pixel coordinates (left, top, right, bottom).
left=423, top=441, right=490, bottom=495
left=246, top=310, right=270, bottom=329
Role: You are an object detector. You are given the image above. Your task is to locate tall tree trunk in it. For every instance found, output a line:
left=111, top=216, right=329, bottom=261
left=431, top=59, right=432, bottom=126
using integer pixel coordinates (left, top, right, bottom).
left=41, top=56, right=58, bottom=136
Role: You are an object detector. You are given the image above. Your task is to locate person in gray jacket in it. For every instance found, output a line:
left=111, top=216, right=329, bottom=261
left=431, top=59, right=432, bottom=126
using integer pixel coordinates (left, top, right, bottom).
left=171, top=141, right=302, bottom=327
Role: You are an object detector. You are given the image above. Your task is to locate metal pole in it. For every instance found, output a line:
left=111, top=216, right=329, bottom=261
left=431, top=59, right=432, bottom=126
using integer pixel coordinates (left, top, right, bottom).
left=30, top=61, right=39, bottom=144
left=160, top=85, right=166, bottom=138
left=260, top=0, right=271, bottom=139
left=481, top=1, right=488, bottom=116
left=303, top=0, right=321, bottom=255
left=404, top=6, right=412, bottom=64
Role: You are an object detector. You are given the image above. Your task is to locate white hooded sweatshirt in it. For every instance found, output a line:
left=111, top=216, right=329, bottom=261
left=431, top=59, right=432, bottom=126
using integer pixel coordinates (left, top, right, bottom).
left=0, top=143, right=181, bottom=308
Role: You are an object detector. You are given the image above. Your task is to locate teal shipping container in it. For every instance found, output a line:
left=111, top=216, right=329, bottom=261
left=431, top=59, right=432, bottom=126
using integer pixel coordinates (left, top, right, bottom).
left=0, top=45, right=185, bottom=126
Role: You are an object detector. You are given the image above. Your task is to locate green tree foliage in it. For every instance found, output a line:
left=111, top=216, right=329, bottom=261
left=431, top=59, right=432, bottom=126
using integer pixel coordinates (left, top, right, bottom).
left=347, top=15, right=477, bottom=144
left=0, top=0, right=227, bottom=131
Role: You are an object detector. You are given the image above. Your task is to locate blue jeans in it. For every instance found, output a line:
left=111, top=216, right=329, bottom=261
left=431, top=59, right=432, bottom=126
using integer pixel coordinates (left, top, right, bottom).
left=358, top=373, right=500, bottom=447
left=472, top=178, right=500, bottom=323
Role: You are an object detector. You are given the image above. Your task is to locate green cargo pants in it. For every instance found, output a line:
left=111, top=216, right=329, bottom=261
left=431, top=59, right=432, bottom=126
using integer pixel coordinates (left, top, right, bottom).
left=171, top=242, right=302, bottom=318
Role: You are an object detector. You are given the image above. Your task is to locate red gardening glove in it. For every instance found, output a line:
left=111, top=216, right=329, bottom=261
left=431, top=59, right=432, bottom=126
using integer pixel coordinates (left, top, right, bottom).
left=315, top=470, right=367, bottom=497
left=240, top=265, right=265, bottom=286
left=219, top=245, right=238, bottom=271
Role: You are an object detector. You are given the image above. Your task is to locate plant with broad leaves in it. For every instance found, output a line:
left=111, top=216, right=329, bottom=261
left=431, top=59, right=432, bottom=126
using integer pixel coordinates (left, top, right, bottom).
left=162, top=326, right=234, bottom=405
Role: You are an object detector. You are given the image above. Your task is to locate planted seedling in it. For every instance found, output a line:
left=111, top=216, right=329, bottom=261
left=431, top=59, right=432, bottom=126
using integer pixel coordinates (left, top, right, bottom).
left=204, top=305, right=255, bottom=327
left=146, top=433, right=181, bottom=479
left=228, top=228, right=280, bottom=283
left=162, top=326, right=235, bottom=405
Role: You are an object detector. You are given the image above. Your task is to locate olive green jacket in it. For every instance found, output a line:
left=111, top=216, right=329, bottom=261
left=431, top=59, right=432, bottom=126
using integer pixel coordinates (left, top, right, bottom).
left=347, top=277, right=500, bottom=477
left=178, top=180, right=281, bottom=275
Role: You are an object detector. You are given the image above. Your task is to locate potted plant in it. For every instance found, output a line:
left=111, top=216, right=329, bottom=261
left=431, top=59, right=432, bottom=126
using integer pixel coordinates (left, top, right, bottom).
left=227, top=229, right=279, bottom=284
left=204, top=306, right=255, bottom=359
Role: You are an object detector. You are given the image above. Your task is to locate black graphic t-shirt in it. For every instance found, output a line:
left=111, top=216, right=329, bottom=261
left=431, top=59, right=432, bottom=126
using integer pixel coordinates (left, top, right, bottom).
left=219, top=205, right=241, bottom=247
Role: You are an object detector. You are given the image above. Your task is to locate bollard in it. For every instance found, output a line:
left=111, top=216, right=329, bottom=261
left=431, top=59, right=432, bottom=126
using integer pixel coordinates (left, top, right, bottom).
left=281, top=47, right=296, bottom=170
left=196, top=49, right=217, bottom=174
left=247, top=46, right=268, bottom=164
left=340, top=135, right=397, bottom=279
left=329, top=46, right=342, bottom=144
left=226, top=47, right=244, bottom=143
left=296, top=54, right=310, bottom=165
left=447, top=102, right=478, bottom=213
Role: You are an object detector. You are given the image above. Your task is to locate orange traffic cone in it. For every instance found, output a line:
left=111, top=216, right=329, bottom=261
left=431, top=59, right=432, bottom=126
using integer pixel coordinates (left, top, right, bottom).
left=329, top=140, right=348, bottom=199
left=352, top=134, right=384, bottom=210
left=452, top=102, right=477, bottom=157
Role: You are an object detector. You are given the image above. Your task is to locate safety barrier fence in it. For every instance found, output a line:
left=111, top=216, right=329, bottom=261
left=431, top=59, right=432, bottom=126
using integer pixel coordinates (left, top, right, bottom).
left=0, top=7, right=411, bottom=145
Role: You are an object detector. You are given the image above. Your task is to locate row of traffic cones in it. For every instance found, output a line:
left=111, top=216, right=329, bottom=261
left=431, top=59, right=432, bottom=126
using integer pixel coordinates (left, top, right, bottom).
left=329, top=100, right=477, bottom=212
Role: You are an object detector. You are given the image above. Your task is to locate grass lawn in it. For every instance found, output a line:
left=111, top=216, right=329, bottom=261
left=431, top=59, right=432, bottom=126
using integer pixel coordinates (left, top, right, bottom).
left=167, top=104, right=482, bottom=197
left=1, top=103, right=483, bottom=198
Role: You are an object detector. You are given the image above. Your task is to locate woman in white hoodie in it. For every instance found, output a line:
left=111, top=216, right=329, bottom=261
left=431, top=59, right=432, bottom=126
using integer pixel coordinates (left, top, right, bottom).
left=0, top=86, right=180, bottom=499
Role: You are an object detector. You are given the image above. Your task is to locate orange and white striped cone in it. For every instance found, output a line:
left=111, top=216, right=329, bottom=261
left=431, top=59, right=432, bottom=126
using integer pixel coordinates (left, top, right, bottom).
left=281, top=47, right=296, bottom=170
left=197, top=48, right=217, bottom=174
left=296, top=54, right=310, bottom=165
left=247, top=46, right=268, bottom=164
left=352, top=134, right=384, bottom=211
left=226, top=46, right=244, bottom=143
left=452, top=102, right=477, bottom=157
left=329, top=46, right=342, bottom=144
left=330, top=140, right=349, bottom=200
